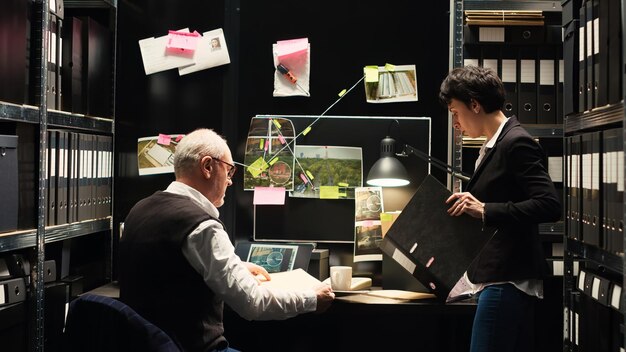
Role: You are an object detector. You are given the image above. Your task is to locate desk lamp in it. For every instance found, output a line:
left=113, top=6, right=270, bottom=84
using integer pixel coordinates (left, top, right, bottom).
left=366, top=136, right=410, bottom=187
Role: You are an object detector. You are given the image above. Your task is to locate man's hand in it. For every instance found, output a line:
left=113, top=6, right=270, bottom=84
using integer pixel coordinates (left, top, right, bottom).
left=243, top=262, right=270, bottom=284
left=313, top=283, right=335, bottom=313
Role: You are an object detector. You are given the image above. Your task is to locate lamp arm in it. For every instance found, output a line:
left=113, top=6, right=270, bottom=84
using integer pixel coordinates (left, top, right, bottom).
left=399, top=144, right=471, bottom=182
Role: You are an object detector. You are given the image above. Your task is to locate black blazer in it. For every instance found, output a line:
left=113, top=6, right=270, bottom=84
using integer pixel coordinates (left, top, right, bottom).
left=466, top=116, right=561, bottom=284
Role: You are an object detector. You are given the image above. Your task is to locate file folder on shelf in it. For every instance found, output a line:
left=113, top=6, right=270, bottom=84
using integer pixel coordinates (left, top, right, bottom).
left=607, top=0, right=622, bottom=104
left=578, top=6, right=587, bottom=113
left=580, top=132, right=601, bottom=247
left=567, top=135, right=581, bottom=241
left=0, top=278, right=26, bottom=307
left=379, top=175, right=495, bottom=301
left=517, top=46, right=537, bottom=124
left=47, top=131, right=58, bottom=226
left=594, top=0, right=609, bottom=107
left=537, top=46, right=556, bottom=124
left=585, top=0, right=594, bottom=110
left=563, top=20, right=579, bottom=117
left=500, top=47, right=518, bottom=118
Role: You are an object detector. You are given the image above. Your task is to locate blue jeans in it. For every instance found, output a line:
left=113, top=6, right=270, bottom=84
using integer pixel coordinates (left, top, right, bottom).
left=470, top=283, right=537, bottom=352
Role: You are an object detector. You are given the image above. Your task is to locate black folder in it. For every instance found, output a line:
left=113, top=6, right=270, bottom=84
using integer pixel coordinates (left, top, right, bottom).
left=480, top=45, right=500, bottom=76
left=47, top=15, right=58, bottom=110
left=68, top=132, right=78, bottom=223
left=595, top=0, right=609, bottom=107
left=603, top=128, right=623, bottom=254
left=578, top=5, right=587, bottom=113
left=556, top=53, right=564, bottom=124
left=379, top=175, right=495, bottom=301
left=580, top=132, right=601, bottom=247
left=568, top=135, right=581, bottom=240
left=83, top=17, right=112, bottom=118
left=585, top=0, right=594, bottom=110
left=518, top=46, right=537, bottom=124
left=47, top=130, right=58, bottom=226
left=61, top=16, right=83, bottom=113
left=500, top=47, right=518, bottom=118
left=607, top=0, right=622, bottom=105
left=55, top=131, right=68, bottom=225
left=537, top=46, right=557, bottom=124
left=563, top=20, right=579, bottom=117
left=0, top=278, right=26, bottom=307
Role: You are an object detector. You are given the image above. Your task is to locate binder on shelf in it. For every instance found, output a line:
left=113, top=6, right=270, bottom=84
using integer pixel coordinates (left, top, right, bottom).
left=480, top=45, right=500, bottom=77
left=0, top=278, right=26, bottom=307
left=55, top=131, right=68, bottom=225
left=68, top=132, right=79, bottom=223
left=580, top=132, right=601, bottom=247
left=607, top=0, right=622, bottom=104
left=563, top=20, right=579, bottom=117
left=0, top=135, right=18, bottom=233
left=517, top=46, right=537, bottom=124
left=594, top=0, right=608, bottom=107
left=506, top=26, right=545, bottom=44
left=47, top=15, right=58, bottom=110
left=61, top=16, right=83, bottom=113
left=578, top=5, right=587, bottom=113
left=567, top=135, right=581, bottom=241
left=500, top=47, right=518, bottom=118
left=537, top=46, right=556, bottom=124
left=585, top=0, right=594, bottom=110
left=47, top=130, right=58, bottom=226
left=83, top=17, right=113, bottom=118
left=556, top=56, right=564, bottom=124
left=463, top=44, right=480, bottom=67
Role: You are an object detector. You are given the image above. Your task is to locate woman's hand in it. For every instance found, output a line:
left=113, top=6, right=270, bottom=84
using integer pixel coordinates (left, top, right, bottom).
left=445, top=192, right=484, bottom=219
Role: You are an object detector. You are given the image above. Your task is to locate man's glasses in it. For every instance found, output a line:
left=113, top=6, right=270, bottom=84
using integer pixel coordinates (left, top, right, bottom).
left=212, top=157, right=237, bottom=178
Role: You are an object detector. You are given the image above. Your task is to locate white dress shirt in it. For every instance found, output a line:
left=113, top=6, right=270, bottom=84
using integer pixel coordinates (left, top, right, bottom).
left=164, top=181, right=317, bottom=320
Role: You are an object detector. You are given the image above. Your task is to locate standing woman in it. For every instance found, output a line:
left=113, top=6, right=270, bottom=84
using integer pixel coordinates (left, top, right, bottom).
left=438, top=65, right=561, bottom=352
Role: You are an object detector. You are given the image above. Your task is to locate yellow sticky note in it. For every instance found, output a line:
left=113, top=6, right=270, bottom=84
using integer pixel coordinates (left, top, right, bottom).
left=380, top=213, right=393, bottom=221
left=319, top=186, right=340, bottom=199
left=337, top=182, right=349, bottom=187
left=385, top=63, right=396, bottom=72
left=338, top=192, right=347, bottom=197
left=259, top=139, right=264, bottom=149
left=248, top=157, right=269, bottom=177
left=364, top=66, right=379, bottom=83
left=338, top=89, right=347, bottom=97
left=305, top=170, right=314, bottom=180
left=268, top=157, right=278, bottom=165
left=272, top=119, right=281, bottom=129
left=302, top=126, right=312, bottom=136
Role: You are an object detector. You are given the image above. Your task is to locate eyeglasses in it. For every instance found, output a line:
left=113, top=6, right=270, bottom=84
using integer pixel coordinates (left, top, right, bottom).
left=212, top=157, right=237, bottom=178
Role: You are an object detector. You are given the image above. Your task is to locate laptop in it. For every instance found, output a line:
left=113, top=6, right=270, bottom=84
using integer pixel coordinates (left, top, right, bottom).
left=234, top=241, right=314, bottom=273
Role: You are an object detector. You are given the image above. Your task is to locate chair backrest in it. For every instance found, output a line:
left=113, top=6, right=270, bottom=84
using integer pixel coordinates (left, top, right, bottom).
left=63, top=293, right=182, bottom=352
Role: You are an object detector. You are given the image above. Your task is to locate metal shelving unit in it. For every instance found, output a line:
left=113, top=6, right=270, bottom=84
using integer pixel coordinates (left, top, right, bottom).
left=0, top=0, right=117, bottom=350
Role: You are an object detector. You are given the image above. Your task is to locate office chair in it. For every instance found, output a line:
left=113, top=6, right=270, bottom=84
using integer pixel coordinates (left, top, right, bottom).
left=63, top=293, right=181, bottom=352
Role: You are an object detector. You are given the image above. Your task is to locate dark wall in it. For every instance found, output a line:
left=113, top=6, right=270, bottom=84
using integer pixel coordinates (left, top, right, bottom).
left=114, top=0, right=450, bottom=277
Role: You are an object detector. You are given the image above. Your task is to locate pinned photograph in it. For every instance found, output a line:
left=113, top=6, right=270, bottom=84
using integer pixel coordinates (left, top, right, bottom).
left=363, top=64, right=418, bottom=103
left=137, top=134, right=184, bottom=175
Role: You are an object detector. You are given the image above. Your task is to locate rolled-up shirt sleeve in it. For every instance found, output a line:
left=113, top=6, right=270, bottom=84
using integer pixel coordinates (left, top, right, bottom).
left=182, top=219, right=317, bottom=321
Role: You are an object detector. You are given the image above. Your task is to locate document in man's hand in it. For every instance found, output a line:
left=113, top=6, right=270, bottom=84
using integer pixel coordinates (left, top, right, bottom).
left=259, top=268, right=322, bottom=290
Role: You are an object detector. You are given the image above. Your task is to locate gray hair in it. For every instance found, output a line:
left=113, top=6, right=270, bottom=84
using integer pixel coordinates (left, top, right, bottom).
left=173, top=128, right=229, bottom=178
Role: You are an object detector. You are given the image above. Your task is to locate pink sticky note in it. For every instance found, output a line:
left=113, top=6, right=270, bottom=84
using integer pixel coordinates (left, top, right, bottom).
left=166, top=30, right=201, bottom=53
left=253, top=187, right=286, bottom=205
left=175, top=134, right=183, bottom=142
left=299, top=173, right=308, bottom=184
left=275, top=38, right=308, bottom=61
left=278, top=135, right=285, bottom=144
left=157, top=134, right=171, bottom=146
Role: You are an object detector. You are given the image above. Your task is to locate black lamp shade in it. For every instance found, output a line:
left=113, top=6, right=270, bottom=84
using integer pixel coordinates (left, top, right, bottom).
left=366, top=137, right=410, bottom=187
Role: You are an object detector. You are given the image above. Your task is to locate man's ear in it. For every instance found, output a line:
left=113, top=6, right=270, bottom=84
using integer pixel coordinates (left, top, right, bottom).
left=201, top=156, right=212, bottom=178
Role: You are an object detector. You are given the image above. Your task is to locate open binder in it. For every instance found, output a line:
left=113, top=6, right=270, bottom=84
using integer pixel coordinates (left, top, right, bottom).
left=380, top=174, right=496, bottom=301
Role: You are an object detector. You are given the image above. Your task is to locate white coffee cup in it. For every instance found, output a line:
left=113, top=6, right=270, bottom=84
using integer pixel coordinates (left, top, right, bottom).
left=330, top=266, right=352, bottom=291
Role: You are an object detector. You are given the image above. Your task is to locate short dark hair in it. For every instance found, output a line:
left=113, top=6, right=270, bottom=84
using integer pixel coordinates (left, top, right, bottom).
left=438, top=65, right=505, bottom=114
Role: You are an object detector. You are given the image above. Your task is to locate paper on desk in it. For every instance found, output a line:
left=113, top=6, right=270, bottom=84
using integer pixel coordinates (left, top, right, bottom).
left=259, top=268, right=322, bottom=290
left=139, top=28, right=196, bottom=75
